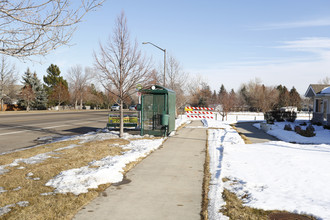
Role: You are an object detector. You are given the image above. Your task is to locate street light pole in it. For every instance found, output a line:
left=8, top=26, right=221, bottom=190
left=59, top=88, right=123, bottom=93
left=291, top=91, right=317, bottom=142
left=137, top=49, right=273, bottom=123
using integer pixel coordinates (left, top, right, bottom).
left=142, top=42, right=166, bottom=87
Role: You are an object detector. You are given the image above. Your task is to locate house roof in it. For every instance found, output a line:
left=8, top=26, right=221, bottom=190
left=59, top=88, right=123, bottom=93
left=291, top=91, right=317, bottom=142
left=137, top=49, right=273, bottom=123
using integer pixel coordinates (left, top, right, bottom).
left=305, top=84, right=330, bottom=97
left=320, top=86, right=330, bottom=94
left=141, top=85, right=175, bottom=94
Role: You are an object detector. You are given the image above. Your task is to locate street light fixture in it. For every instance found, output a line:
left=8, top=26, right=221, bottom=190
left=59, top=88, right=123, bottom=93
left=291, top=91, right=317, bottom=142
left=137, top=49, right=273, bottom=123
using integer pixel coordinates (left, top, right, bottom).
left=142, top=42, right=166, bottom=87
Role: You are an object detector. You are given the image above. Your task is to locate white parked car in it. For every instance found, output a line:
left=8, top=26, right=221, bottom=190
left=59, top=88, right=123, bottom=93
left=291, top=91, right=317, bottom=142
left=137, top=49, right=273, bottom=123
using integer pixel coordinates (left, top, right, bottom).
left=111, top=103, right=120, bottom=111
left=129, top=105, right=136, bottom=111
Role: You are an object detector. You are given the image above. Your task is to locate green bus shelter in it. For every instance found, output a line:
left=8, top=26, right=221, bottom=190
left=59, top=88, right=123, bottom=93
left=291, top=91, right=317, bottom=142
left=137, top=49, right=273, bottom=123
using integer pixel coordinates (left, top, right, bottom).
left=140, top=85, right=176, bottom=136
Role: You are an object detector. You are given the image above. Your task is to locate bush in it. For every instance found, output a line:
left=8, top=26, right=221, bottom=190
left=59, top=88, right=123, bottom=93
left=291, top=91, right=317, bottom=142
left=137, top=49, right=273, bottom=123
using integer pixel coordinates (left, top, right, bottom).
left=285, top=111, right=297, bottom=122
left=298, top=129, right=316, bottom=137
left=294, top=125, right=315, bottom=137
left=306, top=124, right=315, bottom=132
left=324, top=125, right=330, bottom=130
left=294, top=125, right=302, bottom=133
left=264, top=112, right=274, bottom=124
left=284, top=124, right=292, bottom=131
left=300, top=122, right=307, bottom=126
left=264, top=110, right=297, bottom=123
left=312, top=121, right=323, bottom=126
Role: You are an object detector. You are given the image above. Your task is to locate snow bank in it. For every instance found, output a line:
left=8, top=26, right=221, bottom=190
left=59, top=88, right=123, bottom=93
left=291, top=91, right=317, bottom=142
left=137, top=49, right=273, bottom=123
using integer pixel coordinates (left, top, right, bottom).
left=46, top=138, right=164, bottom=195
left=207, top=122, right=244, bottom=220
left=256, top=120, right=330, bottom=144
left=205, top=119, right=330, bottom=220
left=222, top=141, right=330, bottom=219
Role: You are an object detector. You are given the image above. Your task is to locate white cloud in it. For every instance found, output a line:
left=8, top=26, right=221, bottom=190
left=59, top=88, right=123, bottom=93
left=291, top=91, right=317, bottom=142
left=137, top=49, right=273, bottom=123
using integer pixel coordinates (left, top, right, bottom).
left=250, top=18, right=330, bottom=30
left=188, top=38, right=330, bottom=94
left=277, top=37, right=330, bottom=52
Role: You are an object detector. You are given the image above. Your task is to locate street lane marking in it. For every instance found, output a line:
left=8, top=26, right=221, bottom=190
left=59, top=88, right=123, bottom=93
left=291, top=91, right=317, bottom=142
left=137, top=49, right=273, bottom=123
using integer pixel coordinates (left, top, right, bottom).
left=0, top=119, right=106, bottom=136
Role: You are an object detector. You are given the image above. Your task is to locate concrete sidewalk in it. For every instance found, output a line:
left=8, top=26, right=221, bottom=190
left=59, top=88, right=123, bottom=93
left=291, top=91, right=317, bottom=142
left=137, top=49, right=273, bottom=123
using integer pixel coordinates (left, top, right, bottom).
left=73, top=120, right=207, bottom=220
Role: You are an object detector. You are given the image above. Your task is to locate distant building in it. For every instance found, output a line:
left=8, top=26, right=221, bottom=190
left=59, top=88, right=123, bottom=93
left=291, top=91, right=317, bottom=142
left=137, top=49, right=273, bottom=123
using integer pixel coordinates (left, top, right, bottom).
left=305, top=84, right=330, bottom=125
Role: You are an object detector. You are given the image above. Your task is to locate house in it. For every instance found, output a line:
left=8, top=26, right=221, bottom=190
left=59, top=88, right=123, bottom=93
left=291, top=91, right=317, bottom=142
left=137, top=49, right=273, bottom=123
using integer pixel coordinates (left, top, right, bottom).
left=305, top=84, right=330, bottom=125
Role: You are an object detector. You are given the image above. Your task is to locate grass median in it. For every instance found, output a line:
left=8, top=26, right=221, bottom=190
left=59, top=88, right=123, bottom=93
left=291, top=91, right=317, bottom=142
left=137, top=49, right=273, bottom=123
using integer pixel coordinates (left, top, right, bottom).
left=0, top=136, right=160, bottom=219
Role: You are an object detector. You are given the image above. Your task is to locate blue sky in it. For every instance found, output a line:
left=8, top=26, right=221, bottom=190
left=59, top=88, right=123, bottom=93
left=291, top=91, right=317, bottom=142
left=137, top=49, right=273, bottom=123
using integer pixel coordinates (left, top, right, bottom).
left=13, top=0, right=330, bottom=95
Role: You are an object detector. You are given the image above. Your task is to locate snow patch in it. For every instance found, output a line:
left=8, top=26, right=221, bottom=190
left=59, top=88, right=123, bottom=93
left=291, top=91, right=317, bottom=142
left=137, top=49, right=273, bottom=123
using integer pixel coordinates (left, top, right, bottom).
left=207, top=123, right=244, bottom=220
left=45, top=138, right=164, bottom=195
left=207, top=119, right=330, bottom=220
left=0, top=201, right=29, bottom=217
left=255, top=120, right=330, bottom=144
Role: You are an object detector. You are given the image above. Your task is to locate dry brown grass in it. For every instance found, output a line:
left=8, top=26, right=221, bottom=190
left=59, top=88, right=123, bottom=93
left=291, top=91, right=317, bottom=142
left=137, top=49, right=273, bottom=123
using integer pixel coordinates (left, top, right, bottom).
left=0, top=137, right=159, bottom=220
left=176, top=121, right=188, bottom=131
left=201, top=129, right=210, bottom=220
left=220, top=179, right=317, bottom=220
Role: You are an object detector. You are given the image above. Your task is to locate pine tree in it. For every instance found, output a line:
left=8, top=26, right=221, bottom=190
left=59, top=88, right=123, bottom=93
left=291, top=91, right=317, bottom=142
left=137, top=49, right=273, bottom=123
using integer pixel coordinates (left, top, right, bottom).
left=276, top=85, right=290, bottom=108
left=22, top=68, right=34, bottom=86
left=218, top=84, right=227, bottom=104
left=19, top=68, right=35, bottom=110
left=20, top=68, right=48, bottom=110
left=43, top=64, right=69, bottom=107
left=32, top=73, right=48, bottom=109
left=289, top=87, right=302, bottom=109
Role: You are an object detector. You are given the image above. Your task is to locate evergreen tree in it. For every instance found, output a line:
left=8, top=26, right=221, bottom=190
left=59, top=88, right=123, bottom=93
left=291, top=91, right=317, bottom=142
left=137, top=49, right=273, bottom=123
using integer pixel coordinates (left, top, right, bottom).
left=19, top=68, right=35, bottom=110
left=20, top=68, right=48, bottom=110
left=22, top=68, right=34, bottom=86
left=276, top=85, right=290, bottom=108
left=32, top=73, right=48, bottom=109
left=289, top=87, right=302, bottom=109
left=43, top=64, right=69, bottom=107
left=211, top=90, right=217, bottom=104
left=218, top=84, right=227, bottom=104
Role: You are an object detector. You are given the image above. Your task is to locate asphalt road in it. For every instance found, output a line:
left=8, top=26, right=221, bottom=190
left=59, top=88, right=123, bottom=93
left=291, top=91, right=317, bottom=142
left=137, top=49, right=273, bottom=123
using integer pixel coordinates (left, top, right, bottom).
left=235, top=122, right=278, bottom=143
left=0, top=110, right=111, bottom=154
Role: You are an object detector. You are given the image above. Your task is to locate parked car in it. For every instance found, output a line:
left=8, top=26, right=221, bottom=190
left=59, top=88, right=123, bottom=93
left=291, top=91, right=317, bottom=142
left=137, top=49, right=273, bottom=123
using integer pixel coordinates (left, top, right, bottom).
left=111, top=103, right=120, bottom=111
left=129, top=105, right=136, bottom=111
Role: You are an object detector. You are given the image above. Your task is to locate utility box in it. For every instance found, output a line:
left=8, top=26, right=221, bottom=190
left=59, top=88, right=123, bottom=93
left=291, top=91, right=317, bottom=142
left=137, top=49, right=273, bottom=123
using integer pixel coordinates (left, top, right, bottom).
left=140, top=85, right=176, bottom=136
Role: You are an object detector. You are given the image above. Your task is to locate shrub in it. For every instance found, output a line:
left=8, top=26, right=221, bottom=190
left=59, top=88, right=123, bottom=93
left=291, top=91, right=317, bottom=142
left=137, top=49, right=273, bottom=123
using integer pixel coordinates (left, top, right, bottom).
left=324, top=125, right=330, bottom=130
left=294, top=125, right=315, bottom=137
left=264, top=110, right=297, bottom=123
left=284, top=124, right=292, bottom=131
left=300, top=122, right=307, bottom=126
left=306, top=124, right=315, bottom=132
left=294, top=126, right=302, bottom=133
left=312, top=122, right=323, bottom=126
left=264, top=112, right=274, bottom=124
left=298, top=129, right=316, bottom=137
left=285, top=111, right=297, bottom=122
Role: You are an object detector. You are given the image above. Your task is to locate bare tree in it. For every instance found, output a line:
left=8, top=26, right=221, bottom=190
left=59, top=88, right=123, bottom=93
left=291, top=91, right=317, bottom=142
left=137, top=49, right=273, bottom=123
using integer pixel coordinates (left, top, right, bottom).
left=164, top=55, right=188, bottom=115
left=20, top=85, right=35, bottom=111
left=218, top=85, right=236, bottom=121
left=188, top=78, right=212, bottom=107
left=67, top=65, right=94, bottom=109
left=49, top=82, right=70, bottom=109
left=239, top=79, right=278, bottom=112
left=255, top=84, right=278, bottom=112
left=318, top=76, right=330, bottom=84
left=0, top=56, right=17, bottom=111
left=0, top=0, right=103, bottom=57
left=94, top=11, right=151, bottom=137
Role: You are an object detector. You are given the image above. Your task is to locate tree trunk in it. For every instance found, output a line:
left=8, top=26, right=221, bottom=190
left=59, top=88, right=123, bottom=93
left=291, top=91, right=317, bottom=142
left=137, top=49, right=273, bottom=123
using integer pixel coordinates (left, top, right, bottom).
left=74, top=99, right=78, bottom=110
left=1, top=99, right=3, bottom=111
left=80, top=98, right=83, bottom=110
left=119, top=99, right=124, bottom=137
